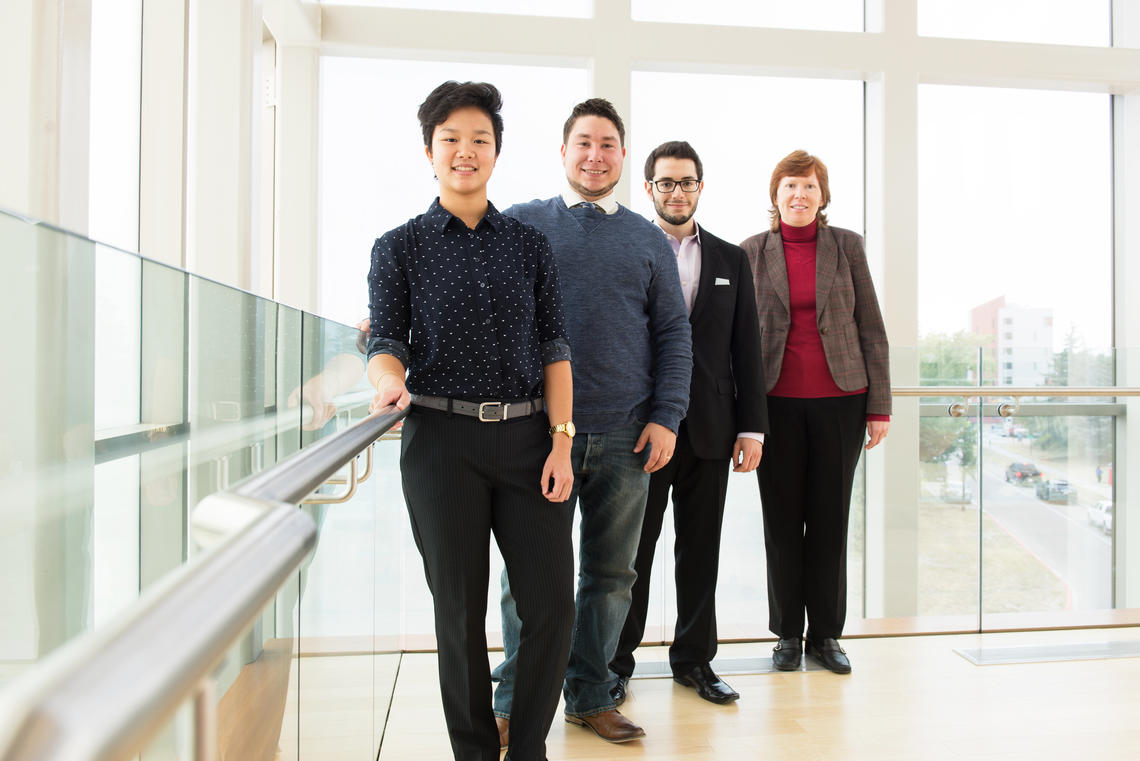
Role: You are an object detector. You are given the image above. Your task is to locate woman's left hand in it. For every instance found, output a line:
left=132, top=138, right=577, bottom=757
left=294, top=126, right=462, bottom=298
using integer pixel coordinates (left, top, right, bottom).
left=541, top=444, right=574, bottom=502
left=865, top=420, right=890, bottom=450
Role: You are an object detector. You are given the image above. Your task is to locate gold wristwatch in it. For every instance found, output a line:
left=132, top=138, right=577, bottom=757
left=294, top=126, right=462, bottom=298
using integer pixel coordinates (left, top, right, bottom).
left=549, top=421, right=576, bottom=439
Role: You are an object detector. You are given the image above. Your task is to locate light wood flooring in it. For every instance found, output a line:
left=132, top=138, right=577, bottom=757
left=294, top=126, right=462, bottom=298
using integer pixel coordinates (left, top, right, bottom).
left=275, top=627, right=1140, bottom=760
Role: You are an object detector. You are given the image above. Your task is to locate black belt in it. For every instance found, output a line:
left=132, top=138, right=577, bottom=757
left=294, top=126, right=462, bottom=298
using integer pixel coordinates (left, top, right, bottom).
left=411, top=395, right=545, bottom=422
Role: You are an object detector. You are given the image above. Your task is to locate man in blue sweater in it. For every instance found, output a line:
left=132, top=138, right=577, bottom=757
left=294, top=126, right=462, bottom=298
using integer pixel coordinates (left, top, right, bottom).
left=492, top=98, right=692, bottom=744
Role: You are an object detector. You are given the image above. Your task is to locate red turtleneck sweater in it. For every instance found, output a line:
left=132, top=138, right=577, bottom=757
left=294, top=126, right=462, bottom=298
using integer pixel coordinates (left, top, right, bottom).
left=769, top=219, right=889, bottom=422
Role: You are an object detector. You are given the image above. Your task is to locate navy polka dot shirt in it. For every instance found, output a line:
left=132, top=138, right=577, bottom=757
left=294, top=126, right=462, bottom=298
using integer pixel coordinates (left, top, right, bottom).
left=367, top=199, right=571, bottom=400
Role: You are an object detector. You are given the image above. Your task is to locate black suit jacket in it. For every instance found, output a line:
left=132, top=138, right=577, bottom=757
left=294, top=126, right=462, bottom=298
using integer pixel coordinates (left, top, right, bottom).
left=682, top=226, right=768, bottom=459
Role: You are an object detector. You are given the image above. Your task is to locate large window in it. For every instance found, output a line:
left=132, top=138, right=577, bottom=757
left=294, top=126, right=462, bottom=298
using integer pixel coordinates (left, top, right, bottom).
left=318, top=0, right=591, bottom=18
left=918, top=85, right=1111, bottom=354
left=632, top=0, right=863, bottom=33
left=318, top=58, right=588, bottom=326
left=918, top=0, right=1111, bottom=46
left=916, top=84, right=1115, bottom=624
left=631, top=71, right=863, bottom=246
left=88, top=0, right=142, bottom=251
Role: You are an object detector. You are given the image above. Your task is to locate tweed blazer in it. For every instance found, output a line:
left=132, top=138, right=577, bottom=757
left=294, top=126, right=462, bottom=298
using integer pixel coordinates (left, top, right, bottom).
left=740, top=224, right=891, bottom=417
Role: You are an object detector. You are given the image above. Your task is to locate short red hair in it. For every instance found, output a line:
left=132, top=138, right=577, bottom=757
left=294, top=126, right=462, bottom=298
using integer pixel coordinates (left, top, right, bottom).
left=768, top=150, right=831, bottom=232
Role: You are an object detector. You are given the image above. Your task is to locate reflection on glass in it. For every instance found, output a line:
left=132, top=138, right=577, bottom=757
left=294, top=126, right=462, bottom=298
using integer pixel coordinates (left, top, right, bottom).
left=631, top=71, right=863, bottom=247
left=319, top=59, right=588, bottom=326
left=632, top=0, right=863, bottom=32
left=918, top=85, right=1111, bottom=357
left=918, top=0, right=1110, bottom=46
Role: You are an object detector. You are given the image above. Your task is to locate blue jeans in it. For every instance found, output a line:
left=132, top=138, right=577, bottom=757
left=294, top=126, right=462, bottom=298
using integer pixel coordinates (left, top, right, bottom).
left=493, top=419, right=651, bottom=718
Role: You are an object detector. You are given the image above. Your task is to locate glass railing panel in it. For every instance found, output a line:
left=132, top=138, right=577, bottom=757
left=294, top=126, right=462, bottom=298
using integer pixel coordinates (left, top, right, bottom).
left=0, top=213, right=97, bottom=680
left=138, top=257, right=190, bottom=591
left=981, top=411, right=1117, bottom=626
left=138, top=699, right=197, bottom=761
left=209, top=593, right=299, bottom=761
left=981, top=344, right=1116, bottom=389
left=185, top=275, right=279, bottom=518
left=372, top=438, right=403, bottom=754
left=915, top=397, right=981, bottom=624
left=292, top=314, right=383, bottom=758
left=1, top=208, right=391, bottom=761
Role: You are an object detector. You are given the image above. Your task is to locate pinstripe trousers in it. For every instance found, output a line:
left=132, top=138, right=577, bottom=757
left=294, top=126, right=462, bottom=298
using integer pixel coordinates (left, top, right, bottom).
left=401, top=407, right=574, bottom=761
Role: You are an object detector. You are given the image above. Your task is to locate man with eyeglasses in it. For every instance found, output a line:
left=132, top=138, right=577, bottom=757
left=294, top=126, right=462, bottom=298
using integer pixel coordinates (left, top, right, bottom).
left=610, top=140, right=768, bottom=705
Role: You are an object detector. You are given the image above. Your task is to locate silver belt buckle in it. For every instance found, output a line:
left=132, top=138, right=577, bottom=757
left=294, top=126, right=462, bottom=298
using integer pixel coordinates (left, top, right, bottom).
left=478, top=401, right=503, bottom=422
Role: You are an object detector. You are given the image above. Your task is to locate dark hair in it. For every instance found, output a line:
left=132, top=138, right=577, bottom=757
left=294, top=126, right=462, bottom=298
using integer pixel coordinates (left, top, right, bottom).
left=562, top=98, right=625, bottom=147
left=768, top=149, right=831, bottom=231
left=643, top=140, right=703, bottom=183
left=418, top=81, right=504, bottom=156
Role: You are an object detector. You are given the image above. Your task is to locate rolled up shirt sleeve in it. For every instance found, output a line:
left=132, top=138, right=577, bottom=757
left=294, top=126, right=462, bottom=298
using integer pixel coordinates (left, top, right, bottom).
left=541, top=337, right=572, bottom=365
left=367, top=230, right=412, bottom=367
left=533, top=230, right=571, bottom=366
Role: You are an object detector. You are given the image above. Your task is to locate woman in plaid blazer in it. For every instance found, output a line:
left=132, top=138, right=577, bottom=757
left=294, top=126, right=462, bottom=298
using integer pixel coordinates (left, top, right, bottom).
left=740, top=150, right=891, bottom=675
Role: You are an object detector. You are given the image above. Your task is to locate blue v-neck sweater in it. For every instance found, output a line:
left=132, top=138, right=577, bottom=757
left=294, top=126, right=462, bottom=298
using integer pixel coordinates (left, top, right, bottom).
left=505, top=197, right=692, bottom=433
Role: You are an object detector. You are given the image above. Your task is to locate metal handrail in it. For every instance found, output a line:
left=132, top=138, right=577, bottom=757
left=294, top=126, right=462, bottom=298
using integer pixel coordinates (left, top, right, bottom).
left=0, top=404, right=408, bottom=761
left=893, top=386, right=1140, bottom=397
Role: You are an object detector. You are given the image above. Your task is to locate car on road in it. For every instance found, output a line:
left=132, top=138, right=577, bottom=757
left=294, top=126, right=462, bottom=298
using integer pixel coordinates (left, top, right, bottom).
left=1087, top=500, right=1113, bottom=533
left=1005, top=462, right=1041, bottom=484
left=1035, top=478, right=1077, bottom=504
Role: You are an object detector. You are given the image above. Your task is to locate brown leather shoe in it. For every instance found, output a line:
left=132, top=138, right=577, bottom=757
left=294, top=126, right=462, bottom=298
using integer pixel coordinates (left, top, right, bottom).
left=565, top=709, right=646, bottom=743
left=495, top=717, right=508, bottom=750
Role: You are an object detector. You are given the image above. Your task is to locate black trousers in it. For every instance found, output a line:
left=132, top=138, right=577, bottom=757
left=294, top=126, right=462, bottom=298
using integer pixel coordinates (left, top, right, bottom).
left=611, top=426, right=730, bottom=678
left=756, top=394, right=866, bottom=640
left=401, top=408, right=574, bottom=761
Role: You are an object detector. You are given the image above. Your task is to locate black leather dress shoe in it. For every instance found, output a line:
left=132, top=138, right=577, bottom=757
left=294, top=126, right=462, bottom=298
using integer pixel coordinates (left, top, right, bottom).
left=610, top=675, right=630, bottom=706
left=673, top=663, right=739, bottom=704
left=772, top=638, right=803, bottom=671
left=806, top=637, right=852, bottom=674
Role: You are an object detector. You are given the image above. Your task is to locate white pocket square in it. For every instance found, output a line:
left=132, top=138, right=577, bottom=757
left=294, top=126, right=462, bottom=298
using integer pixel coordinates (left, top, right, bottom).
left=715, top=277, right=730, bottom=286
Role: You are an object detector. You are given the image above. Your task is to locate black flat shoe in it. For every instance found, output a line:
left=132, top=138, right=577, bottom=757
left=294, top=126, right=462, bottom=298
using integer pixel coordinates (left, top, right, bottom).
left=673, top=663, right=739, bottom=704
left=806, top=637, right=851, bottom=674
left=772, top=638, right=803, bottom=671
left=610, top=675, right=630, bottom=706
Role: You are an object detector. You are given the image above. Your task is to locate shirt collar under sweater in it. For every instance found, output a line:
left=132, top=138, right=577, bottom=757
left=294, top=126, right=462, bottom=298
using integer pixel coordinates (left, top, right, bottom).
left=779, top=217, right=818, bottom=243
left=561, top=186, right=620, bottom=215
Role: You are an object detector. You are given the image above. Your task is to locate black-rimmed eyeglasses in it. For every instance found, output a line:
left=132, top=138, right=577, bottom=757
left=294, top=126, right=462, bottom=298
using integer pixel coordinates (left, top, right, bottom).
left=651, top=179, right=701, bottom=193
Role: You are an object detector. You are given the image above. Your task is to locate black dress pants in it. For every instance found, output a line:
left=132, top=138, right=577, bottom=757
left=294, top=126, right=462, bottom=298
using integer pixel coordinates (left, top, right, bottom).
left=755, top=394, right=866, bottom=640
left=611, top=426, right=730, bottom=678
left=401, top=408, right=574, bottom=761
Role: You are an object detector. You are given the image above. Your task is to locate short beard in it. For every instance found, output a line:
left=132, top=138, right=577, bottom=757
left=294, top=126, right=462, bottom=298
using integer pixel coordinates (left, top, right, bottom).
left=568, top=176, right=619, bottom=202
left=654, top=196, right=697, bottom=227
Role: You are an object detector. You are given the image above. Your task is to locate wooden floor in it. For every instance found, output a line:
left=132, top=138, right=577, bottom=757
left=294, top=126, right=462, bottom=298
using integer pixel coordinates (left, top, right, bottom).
left=267, top=628, right=1140, bottom=759
left=374, top=627, right=1140, bottom=761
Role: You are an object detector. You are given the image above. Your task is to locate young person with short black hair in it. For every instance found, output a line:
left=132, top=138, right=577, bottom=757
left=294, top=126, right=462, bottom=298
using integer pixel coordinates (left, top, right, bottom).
left=367, top=80, right=575, bottom=761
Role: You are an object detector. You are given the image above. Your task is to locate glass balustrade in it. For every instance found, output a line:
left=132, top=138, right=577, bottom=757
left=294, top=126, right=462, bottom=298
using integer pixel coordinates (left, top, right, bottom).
left=3, top=205, right=1138, bottom=760
left=0, top=209, right=383, bottom=759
